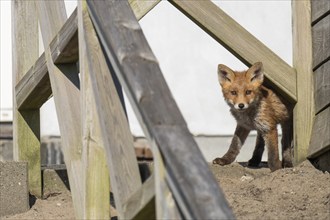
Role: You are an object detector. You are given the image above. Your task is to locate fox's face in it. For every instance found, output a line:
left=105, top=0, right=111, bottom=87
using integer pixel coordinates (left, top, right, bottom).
left=218, top=62, right=264, bottom=111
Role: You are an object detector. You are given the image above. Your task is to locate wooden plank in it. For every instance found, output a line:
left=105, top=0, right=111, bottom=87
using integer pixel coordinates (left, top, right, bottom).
left=292, top=0, right=315, bottom=164
left=15, top=9, right=78, bottom=110
left=79, top=2, right=142, bottom=217
left=308, top=107, right=330, bottom=158
left=312, top=14, right=330, bottom=70
left=169, top=0, right=297, bottom=102
left=122, top=175, right=155, bottom=219
left=11, top=0, right=42, bottom=198
left=129, top=0, right=160, bottom=20
left=314, top=61, right=330, bottom=114
left=87, top=1, right=234, bottom=219
left=35, top=1, right=85, bottom=218
left=15, top=0, right=158, bottom=110
left=80, top=1, right=124, bottom=218
left=311, top=0, right=330, bottom=25
left=51, top=8, right=79, bottom=64
left=15, top=54, right=50, bottom=109
left=153, top=147, right=181, bottom=219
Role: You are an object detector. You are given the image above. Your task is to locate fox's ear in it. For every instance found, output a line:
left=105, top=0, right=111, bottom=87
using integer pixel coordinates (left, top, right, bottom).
left=247, top=62, right=264, bottom=85
left=218, top=64, right=235, bottom=86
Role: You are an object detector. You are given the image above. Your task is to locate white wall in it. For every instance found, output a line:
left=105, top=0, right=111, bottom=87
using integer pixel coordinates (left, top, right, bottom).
left=126, top=1, right=292, bottom=136
left=0, top=1, right=292, bottom=136
left=0, top=0, right=13, bottom=121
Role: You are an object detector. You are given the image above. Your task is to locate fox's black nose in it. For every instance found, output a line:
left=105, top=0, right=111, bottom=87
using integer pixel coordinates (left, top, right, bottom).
left=238, top=103, right=245, bottom=109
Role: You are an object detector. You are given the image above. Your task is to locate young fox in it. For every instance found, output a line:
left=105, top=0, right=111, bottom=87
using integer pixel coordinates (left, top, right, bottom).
left=213, top=62, right=293, bottom=171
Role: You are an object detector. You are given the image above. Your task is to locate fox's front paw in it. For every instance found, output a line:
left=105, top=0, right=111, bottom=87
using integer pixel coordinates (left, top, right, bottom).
left=212, top=157, right=231, bottom=166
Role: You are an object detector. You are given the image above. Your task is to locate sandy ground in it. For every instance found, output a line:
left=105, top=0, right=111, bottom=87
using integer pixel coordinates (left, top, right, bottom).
left=211, top=161, right=330, bottom=220
left=3, top=160, right=330, bottom=220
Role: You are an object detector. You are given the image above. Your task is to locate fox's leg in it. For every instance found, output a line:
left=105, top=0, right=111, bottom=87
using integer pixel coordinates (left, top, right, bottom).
left=264, top=128, right=282, bottom=171
left=281, top=119, right=293, bottom=168
left=213, top=125, right=250, bottom=165
left=248, top=131, right=265, bottom=167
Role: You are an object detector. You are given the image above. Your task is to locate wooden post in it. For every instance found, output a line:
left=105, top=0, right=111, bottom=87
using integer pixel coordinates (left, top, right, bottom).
left=12, top=0, right=41, bottom=198
left=78, top=2, right=110, bottom=219
left=79, top=1, right=142, bottom=218
left=35, top=1, right=85, bottom=218
left=292, top=0, right=314, bottom=164
left=87, top=1, right=234, bottom=219
left=153, top=147, right=181, bottom=219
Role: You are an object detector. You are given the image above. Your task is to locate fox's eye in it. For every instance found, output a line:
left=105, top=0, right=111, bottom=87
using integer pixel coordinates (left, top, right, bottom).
left=246, top=90, right=252, bottom=95
left=231, top=91, right=237, bottom=95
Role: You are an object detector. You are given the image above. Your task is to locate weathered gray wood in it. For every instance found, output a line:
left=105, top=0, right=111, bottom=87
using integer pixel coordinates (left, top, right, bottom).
left=11, top=0, right=41, bottom=198
left=35, top=1, right=85, bottom=218
left=308, top=107, right=330, bottom=158
left=87, top=1, right=234, bottom=219
left=79, top=1, right=142, bottom=218
left=15, top=0, right=157, bottom=110
left=169, top=0, right=297, bottom=103
left=311, top=0, right=330, bottom=25
left=314, top=61, right=330, bottom=114
left=15, top=10, right=78, bottom=110
left=292, top=0, right=315, bottom=164
left=15, top=55, right=50, bottom=109
left=312, top=14, right=330, bottom=70
left=129, top=0, right=160, bottom=20
left=79, top=3, right=110, bottom=217
left=122, top=175, right=155, bottom=219
left=153, top=147, right=181, bottom=219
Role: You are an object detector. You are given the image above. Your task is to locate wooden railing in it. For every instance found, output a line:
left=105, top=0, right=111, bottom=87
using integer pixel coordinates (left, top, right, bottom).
left=12, top=0, right=314, bottom=219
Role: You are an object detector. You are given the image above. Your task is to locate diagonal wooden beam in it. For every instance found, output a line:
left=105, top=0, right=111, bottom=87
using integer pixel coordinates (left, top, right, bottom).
left=16, top=0, right=160, bottom=110
left=35, top=1, right=85, bottom=218
left=78, top=1, right=142, bottom=218
left=169, top=0, right=297, bottom=102
left=15, top=9, right=78, bottom=110
left=12, top=0, right=41, bottom=198
left=87, top=0, right=234, bottom=219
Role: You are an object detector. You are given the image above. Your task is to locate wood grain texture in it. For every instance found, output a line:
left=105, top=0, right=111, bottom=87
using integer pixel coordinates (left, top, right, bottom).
left=15, top=9, right=78, bottom=110
left=314, top=61, right=330, bottom=114
left=14, top=1, right=162, bottom=215
left=87, top=1, right=234, bottom=219
left=80, top=2, right=142, bottom=217
left=153, top=147, right=181, bottom=219
left=122, top=174, right=155, bottom=219
left=311, top=0, right=330, bottom=25
left=292, top=0, right=315, bottom=164
left=308, top=107, right=330, bottom=157
left=79, top=3, right=110, bottom=217
left=312, top=14, right=330, bottom=70
left=11, top=0, right=41, bottom=197
left=15, top=0, right=157, bottom=110
left=51, top=8, right=79, bottom=64
left=15, top=54, right=50, bottom=109
left=129, top=0, right=160, bottom=20
left=35, top=1, right=85, bottom=218
left=169, top=0, right=297, bottom=102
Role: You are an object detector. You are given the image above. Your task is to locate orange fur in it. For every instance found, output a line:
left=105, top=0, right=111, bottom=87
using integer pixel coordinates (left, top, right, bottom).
left=213, top=62, right=293, bottom=171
